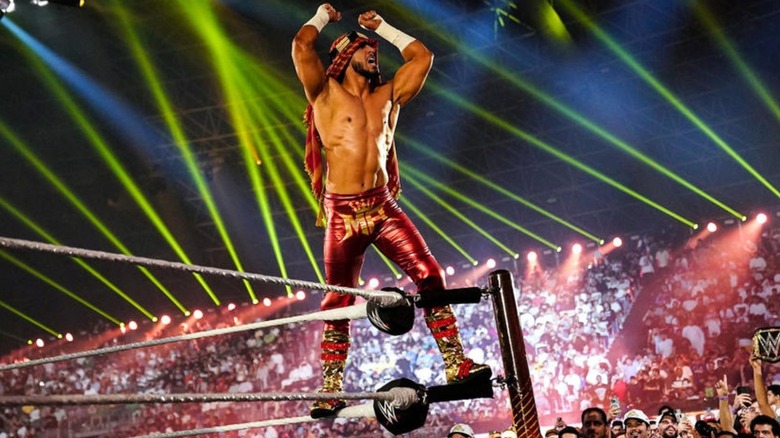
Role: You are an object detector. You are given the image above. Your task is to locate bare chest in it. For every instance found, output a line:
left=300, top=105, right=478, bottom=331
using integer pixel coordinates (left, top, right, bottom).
left=314, top=86, right=396, bottom=147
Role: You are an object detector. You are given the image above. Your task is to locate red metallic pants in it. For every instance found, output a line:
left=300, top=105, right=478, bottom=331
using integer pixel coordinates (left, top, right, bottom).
left=321, top=186, right=445, bottom=331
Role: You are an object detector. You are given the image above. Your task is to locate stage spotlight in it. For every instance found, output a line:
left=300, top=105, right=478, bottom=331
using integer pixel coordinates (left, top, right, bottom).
left=367, top=278, right=380, bottom=289
left=193, top=309, right=203, bottom=319
left=262, top=297, right=271, bottom=307
left=707, top=222, right=717, bottom=233
left=227, top=303, right=236, bottom=311
left=572, top=243, right=582, bottom=254
left=486, top=258, right=497, bottom=269
left=757, top=213, right=768, bottom=224
left=65, top=333, right=74, bottom=342
left=33, top=0, right=85, bottom=7
left=128, top=320, right=138, bottom=330
left=612, top=237, right=623, bottom=248
left=0, top=0, right=11, bottom=20
left=527, top=251, right=537, bottom=263
left=445, top=266, right=455, bottom=276
left=295, top=290, right=306, bottom=300
left=35, top=338, right=44, bottom=348
left=160, top=315, right=171, bottom=325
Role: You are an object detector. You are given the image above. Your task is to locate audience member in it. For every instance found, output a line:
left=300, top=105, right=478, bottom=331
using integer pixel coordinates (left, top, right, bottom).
left=1, top=225, right=778, bottom=436
left=749, top=415, right=780, bottom=438
left=448, top=423, right=475, bottom=438
left=625, top=409, right=651, bottom=438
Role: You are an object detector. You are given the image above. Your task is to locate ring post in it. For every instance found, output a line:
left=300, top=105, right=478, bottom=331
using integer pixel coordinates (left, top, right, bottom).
left=488, top=269, right=540, bottom=438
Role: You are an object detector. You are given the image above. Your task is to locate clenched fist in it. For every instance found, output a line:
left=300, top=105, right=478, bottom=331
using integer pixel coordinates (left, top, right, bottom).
left=319, top=3, right=341, bottom=23
left=358, top=10, right=382, bottom=31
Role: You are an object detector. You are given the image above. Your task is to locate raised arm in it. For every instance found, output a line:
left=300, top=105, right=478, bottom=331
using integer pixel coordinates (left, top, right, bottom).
left=292, top=4, right=341, bottom=104
left=715, top=374, right=738, bottom=434
left=751, top=355, right=776, bottom=417
left=358, top=11, right=433, bottom=107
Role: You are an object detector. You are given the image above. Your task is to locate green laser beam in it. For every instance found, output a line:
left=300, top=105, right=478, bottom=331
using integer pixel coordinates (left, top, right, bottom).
left=692, top=1, right=780, bottom=134
left=400, top=134, right=603, bottom=243
left=0, top=298, right=61, bottom=339
left=0, top=249, right=123, bottom=326
left=404, top=172, right=522, bottom=256
left=0, top=195, right=157, bottom=321
left=389, top=4, right=743, bottom=219
left=0, top=116, right=188, bottom=315
left=438, top=91, right=697, bottom=228
left=557, top=0, right=780, bottom=200
left=399, top=198, right=478, bottom=265
left=405, top=164, right=560, bottom=251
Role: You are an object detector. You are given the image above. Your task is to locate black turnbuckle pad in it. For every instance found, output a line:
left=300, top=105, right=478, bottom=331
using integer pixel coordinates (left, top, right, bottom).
left=425, top=376, right=494, bottom=404
left=366, top=288, right=414, bottom=336
left=373, top=378, right=428, bottom=436
left=413, top=287, right=484, bottom=308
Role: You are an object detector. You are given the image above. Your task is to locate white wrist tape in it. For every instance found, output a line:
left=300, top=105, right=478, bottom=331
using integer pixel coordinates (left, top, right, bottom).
left=304, top=5, right=330, bottom=33
left=372, top=15, right=416, bottom=52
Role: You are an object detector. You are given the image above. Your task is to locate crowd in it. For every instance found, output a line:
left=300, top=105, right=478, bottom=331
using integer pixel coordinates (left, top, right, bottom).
left=0, top=223, right=778, bottom=437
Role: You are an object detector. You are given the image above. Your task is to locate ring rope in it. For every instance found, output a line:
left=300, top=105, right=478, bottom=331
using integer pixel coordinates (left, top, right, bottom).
left=0, top=236, right=404, bottom=305
left=132, top=403, right=376, bottom=438
left=0, top=388, right=414, bottom=406
left=0, top=303, right=368, bottom=372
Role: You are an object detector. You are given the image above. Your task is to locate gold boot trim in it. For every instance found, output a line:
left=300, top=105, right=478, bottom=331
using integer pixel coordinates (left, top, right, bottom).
left=425, top=306, right=491, bottom=383
left=312, top=328, right=350, bottom=417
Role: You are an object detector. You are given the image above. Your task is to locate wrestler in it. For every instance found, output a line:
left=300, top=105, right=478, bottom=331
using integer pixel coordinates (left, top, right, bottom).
left=292, top=4, right=491, bottom=418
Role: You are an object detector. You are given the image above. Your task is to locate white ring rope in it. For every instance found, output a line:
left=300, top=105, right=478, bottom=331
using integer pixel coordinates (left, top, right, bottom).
left=0, top=387, right=419, bottom=407
left=132, top=403, right=376, bottom=438
left=0, top=303, right=369, bottom=372
left=0, top=236, right=405, bottom=307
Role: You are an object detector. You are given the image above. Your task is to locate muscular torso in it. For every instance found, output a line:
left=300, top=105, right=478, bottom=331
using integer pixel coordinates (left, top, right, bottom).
left=313, top=78, right=399, bottom=195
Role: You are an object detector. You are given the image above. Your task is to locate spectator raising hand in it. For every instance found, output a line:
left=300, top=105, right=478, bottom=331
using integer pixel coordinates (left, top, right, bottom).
left=715, top=375, right=737, bottom=434
left=751, top=355, right=777, bottom=418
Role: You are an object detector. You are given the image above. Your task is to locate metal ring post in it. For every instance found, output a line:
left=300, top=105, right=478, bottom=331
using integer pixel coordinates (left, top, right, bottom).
left=488, top=269, right=540, bottom=438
